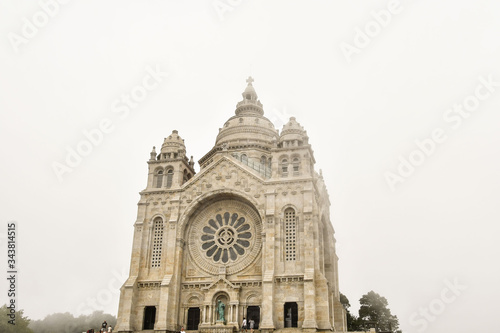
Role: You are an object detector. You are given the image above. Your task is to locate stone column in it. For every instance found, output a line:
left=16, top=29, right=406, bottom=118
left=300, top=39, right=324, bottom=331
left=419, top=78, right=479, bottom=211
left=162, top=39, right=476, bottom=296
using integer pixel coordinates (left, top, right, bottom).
left=260, top=204, right=276, bottom=331
left=168, top=238, right=185, bottom=330
left=115, top=222, right=144, bottom=332
left=155, top=283, right=171, bottom=331
left=146, top=164, right=155, bottom=188
left=302, top=211, right=317, bottom=329
left=155, top=198, right=180, bottom=331
left=315, top=276, right=332, bottom=330
left=115, top=279, right=137, bottom=332
left=314, top=218, right=331, bottom=330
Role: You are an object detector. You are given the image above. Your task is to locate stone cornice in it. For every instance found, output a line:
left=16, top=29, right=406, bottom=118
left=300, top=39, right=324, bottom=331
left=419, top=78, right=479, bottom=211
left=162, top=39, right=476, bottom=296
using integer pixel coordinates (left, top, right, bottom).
left=148, top=157, right=196, bottom=174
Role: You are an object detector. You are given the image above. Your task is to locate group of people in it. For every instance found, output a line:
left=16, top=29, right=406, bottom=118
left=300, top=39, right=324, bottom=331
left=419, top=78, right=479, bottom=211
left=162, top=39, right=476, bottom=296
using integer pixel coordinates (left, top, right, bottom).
left=178, top=317, right=255, bottom=333
left=86, top=320, right=112, bottom=333
left=241, top=317, right=255, bottom=333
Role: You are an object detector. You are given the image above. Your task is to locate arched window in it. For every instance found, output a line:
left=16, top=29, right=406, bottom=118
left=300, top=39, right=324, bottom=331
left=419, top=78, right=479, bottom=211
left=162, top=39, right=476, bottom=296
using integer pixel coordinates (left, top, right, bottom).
left=166, top=169, right=173, bottom=188
left=241, top=154, right=248, bottom=164
left=261, top=155, right=267, bottom=166
left=151, top=217, right=164, bottom=268
left=281, top=159, right=288, bottom=176
left=292, top=158, right=300, bottom=173
left=154, top=170, right=163, bottom=188
left=284, top=208, right=297, bottom=261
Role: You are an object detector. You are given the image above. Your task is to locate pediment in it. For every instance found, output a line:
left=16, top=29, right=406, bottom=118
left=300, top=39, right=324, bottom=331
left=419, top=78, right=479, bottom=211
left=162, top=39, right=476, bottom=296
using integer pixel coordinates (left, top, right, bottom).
left=182, top=155, right=266, bottom=193
left=202, top=276, right=240, bottom=291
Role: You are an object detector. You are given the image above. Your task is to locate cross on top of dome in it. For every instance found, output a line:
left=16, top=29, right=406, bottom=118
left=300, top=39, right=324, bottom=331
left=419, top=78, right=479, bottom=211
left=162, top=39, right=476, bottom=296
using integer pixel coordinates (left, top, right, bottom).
left=242, top=76, right=258, bottom=103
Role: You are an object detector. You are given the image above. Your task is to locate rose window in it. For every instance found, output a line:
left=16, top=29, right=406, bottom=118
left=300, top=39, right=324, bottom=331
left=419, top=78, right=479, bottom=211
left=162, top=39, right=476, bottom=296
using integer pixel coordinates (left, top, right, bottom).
left=201, top=212, right=252, bottom=263
left=188, top=200, right=262, bottom=275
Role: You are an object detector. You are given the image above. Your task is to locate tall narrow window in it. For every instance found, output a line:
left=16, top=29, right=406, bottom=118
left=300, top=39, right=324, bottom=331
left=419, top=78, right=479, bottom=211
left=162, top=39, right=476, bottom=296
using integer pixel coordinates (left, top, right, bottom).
left=151, top=218, right=164, bottom=268
left=154, top=170, right=163, bottom=188
left=292, top=158, right=300, bottom=173
left=281, top=159, right=288, bottom=176
left=241, top=154, right=248, bottom=164
left=284, top=208, right=296, bottom=261
left=166, top=169, right=173, bottom=188
left=260, top=155, right=268, bottom=174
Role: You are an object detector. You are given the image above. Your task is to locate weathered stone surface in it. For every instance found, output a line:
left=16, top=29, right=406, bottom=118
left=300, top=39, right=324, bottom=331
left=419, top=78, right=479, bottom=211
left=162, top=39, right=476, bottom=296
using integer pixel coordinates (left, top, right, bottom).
left=115, top=78, right=346, bottom=333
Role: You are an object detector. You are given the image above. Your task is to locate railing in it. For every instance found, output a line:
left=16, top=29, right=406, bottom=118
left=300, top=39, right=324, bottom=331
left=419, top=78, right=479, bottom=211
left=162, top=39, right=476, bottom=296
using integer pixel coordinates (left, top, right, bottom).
left=232, top=154, right=272, bottom=179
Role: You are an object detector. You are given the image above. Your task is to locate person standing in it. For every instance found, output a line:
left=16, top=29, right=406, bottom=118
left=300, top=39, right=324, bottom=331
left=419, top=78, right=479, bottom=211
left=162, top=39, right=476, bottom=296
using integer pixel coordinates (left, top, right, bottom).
left=241, top=317, right=247, bottom=333
left=102, top=321, right=108, bottom=332
left=180, top=326, right=186, bottom=333
left=249, top=318, right=254, bottom=333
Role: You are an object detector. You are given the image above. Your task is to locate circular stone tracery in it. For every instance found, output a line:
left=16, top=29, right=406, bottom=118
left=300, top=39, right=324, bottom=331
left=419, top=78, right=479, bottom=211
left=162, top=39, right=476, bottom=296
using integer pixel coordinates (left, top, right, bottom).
left=201, top=212, right=252, bottom=263
left=188, top=200, right=261, bottom=275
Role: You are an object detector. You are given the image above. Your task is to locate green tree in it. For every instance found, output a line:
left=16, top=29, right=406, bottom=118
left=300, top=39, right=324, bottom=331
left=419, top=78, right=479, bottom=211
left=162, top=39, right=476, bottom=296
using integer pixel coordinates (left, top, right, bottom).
left=0, top=304, right=34, bottom=333
left=340, top=293, right=359, bottom=331
left=358, top=291, right=401, bottom=332
left=340, top=293, right=362, bottom=331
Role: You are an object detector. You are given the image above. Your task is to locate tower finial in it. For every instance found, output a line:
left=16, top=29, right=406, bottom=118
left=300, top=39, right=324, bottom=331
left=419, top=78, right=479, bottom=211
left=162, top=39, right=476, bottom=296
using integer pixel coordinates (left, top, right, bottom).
left=235, top=76, right=263, bottom=116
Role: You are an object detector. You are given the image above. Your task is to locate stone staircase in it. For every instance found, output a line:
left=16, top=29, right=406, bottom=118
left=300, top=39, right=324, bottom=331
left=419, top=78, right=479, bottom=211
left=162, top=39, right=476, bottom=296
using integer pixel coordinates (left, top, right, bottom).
left=273, top=329, right=303, bottom=333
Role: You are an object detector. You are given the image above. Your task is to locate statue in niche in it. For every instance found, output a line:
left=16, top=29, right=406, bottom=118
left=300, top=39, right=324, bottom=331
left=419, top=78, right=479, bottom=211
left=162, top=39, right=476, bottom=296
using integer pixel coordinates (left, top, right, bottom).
left=217, top=299, right=225, bottom=322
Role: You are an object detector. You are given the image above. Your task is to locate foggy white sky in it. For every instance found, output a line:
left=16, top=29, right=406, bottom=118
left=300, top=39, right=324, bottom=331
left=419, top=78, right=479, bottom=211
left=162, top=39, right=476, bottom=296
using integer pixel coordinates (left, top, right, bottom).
left=0, top=1, right=499, bottom=332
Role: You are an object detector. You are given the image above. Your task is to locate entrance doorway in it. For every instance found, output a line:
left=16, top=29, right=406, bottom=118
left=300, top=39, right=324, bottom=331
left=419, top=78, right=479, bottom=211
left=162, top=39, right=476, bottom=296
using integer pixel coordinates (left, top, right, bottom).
left=246, top=306, right=260, bottom=329
left=143, top=306, right=156, bottom=330
left=187, top=307, right=200, bottom=330
left=283, top=302, right=298, bottom=328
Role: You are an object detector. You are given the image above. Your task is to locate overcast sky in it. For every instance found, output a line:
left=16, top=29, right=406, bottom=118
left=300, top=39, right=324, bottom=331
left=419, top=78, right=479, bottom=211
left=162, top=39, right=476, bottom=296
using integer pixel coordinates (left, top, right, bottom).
left=1, top=1, right=499, bottom=332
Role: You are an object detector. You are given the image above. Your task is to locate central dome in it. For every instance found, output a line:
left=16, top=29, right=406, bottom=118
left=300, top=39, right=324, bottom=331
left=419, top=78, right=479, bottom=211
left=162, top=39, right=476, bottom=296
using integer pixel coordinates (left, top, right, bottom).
left=215, top=77, right=278, bottom=149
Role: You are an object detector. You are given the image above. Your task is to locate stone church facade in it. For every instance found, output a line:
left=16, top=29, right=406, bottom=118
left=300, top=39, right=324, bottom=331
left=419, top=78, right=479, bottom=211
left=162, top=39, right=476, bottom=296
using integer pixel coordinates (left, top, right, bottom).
left=115, top=78, right=346, bottom=333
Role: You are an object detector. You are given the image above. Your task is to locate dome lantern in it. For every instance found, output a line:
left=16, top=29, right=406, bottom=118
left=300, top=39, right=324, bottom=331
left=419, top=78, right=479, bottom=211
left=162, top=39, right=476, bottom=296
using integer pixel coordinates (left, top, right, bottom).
left=235, top=76, right=264, bottom=116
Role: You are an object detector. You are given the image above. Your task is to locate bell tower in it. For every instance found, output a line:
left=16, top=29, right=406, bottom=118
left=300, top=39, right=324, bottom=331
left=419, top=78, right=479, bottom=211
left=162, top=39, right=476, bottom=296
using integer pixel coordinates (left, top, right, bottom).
left=147, top=130, right=195, bottom=190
